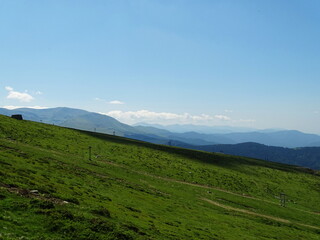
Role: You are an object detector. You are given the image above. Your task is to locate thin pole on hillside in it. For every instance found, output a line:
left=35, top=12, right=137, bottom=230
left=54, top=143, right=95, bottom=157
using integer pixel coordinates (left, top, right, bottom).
left=280, top=193, right=286, bottom=207
left=89, top=146, right=92, bottom=161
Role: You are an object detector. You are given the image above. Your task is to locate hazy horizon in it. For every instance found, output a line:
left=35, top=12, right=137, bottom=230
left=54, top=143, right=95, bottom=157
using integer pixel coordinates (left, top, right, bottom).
left=2, top=105, right=319, bottom=136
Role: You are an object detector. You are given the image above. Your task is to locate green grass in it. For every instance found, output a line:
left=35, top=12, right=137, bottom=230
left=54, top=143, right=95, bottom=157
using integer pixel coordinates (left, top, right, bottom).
left=0, top=115, right=320, bottom=239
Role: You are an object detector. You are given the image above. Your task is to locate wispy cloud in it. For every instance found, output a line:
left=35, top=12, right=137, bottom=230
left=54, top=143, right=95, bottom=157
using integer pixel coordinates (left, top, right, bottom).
left=5, top=86, right=34, bottom=102
left=2, top=105, right=48, bottom=110
left=109, top=100, right=124, bottom=105
left=214, top=115, right=231, bottom=121
left=101, top=110, right=232, bottom=125
left=94, top=98, right=125, bottom=105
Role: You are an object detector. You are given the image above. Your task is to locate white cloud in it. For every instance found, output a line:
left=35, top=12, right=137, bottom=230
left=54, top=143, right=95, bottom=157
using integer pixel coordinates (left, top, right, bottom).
left=2, top=105, right=48, bottom=110
left=94, top=98, right=125, bottom=105
left=5, top=86, right=34, bottom=102
left=109, top=100, right=125, bottom=105
left=101, top=110, right=232, bottom=125
left=5, top=86, right=13, bottom=91
left=224, top=109, right=233, bottom=113
left=214, top=115, right=231, bottom=121
left=35, top=91, right=43, bottom=95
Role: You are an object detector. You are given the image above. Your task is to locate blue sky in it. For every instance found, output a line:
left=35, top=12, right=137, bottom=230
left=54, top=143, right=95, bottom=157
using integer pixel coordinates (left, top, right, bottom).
left=1, top=0, right=320, bottom=133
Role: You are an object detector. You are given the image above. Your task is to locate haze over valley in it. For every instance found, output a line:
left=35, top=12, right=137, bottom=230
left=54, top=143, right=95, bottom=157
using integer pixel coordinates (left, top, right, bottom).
left=2, top=106, right=320, bottom=171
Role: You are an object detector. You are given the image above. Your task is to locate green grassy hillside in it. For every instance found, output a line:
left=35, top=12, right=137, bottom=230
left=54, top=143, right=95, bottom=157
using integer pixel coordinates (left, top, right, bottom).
left=0, top=115, right=320, bottom=239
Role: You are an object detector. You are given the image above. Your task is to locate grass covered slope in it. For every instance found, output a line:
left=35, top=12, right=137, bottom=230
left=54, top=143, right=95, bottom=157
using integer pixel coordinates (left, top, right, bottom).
left=0, top=115, right=320, bottom=239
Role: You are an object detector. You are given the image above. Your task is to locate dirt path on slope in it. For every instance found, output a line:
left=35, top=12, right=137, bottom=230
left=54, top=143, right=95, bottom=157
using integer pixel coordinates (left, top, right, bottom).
left=5, top=139, right=318, bottom=218
left=201, top=198, right=320, bottom=230
left=99, top=159, right=320, bottom=217
left=99, top=159, right=274, bottom=203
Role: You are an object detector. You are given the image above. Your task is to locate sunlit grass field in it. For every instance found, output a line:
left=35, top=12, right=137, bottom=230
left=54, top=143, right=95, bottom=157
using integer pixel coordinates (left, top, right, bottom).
left=1, top=115, right=319, bottom=239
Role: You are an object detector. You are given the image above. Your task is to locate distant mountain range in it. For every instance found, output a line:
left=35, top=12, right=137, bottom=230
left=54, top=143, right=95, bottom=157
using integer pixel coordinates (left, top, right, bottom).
left=133, top=125, right=320, bottom=148
left=1, top=107, right=320, bottom=169
left=193, top=142, right=320, bottom=170
left=134, top=122, right=286, bottom=134
left=133, top=122, right=260, bottom=134
left=1, top=107, right=320, bottom=148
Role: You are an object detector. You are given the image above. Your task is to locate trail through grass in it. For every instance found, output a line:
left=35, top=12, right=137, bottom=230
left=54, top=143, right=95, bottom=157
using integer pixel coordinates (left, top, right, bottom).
left=1, top=115, right=320, bottom=239
left=201, top=198, right=320, bottom=230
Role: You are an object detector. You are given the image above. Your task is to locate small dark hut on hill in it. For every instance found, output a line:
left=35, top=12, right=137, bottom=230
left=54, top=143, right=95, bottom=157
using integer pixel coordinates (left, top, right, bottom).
left=11, top=114, right=23, bottom=120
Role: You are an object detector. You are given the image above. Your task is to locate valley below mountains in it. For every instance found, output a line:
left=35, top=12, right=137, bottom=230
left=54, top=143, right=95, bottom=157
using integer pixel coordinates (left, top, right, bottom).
left=1, top=107, right=320, bottom=170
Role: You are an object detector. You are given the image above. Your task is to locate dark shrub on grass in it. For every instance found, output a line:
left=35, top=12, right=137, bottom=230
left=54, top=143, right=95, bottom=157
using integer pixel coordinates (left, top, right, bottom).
left=65, top=197, right=80, bottom=205
left=91, top=207, right=111, bottom=218
left=90, top=218, right=114, bottom=233
left=115, top=232, right=134, bottom=240
left=31, top=199, right=55, bottom=209
left=48, top=209, right=74, bottom=220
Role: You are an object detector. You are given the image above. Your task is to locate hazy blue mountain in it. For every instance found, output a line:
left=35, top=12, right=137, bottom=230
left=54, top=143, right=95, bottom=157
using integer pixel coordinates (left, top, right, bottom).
left=175, top=131, right=234, bottom=144
left=256, top=128, right=287, bottom=133
left=134, top=122, right=257, bottom=134
left=134, top=125, right=173, bottom=137
left=123, top=133, right=168, bottom=145
left=2, top=107, right=320, bottom=169
left=0, top=108, right=44, bottom=122
left=0, top=107, right=140, bottom=136
left=309, top=141, right=320, bottom=147
left=135, top=125, right=320, bottom=148
left=268, top=130, right=320, bottom=147
left=60, top=113, right=139, bottom=136
left=224, top=130, right=320, bottom=148
left=0, top=107, right=93, bottom=124
left=130, top=126, right=215, bottom=145
left=191, top=142, right=320, bottom=170
left=2, top=107, right=320, bottom=148
left=0, top=108, right=217, bottom=145
left=135, top=126, right=223, bottom=145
